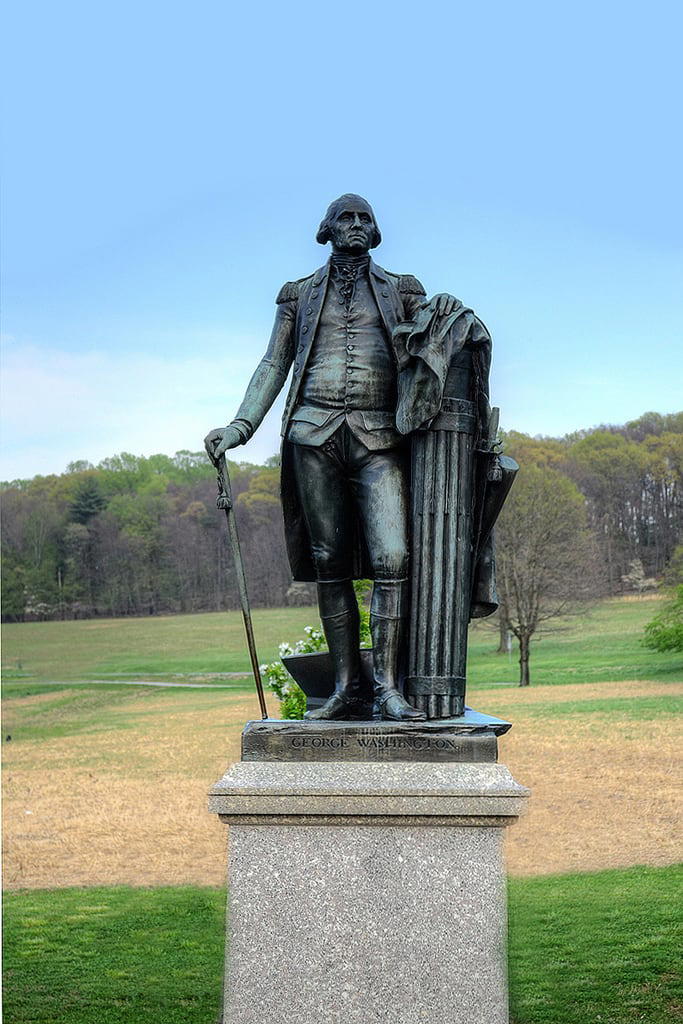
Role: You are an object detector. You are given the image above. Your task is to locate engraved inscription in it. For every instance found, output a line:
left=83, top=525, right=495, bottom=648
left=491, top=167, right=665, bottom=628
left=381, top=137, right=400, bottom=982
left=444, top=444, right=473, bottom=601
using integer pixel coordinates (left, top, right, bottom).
left=242, top=719, right=500, bottom=764
left=287, top=734, right=466, bottom=752
left=290, top=735, right=350, bottom=749
left=356, top=735, right=464, bottom=751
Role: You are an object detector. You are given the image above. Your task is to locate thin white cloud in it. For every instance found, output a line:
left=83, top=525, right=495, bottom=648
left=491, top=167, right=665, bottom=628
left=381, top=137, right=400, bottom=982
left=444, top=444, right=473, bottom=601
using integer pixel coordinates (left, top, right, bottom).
left=2, top=331, right=680, bottom=483
left=0, top=337, right=284, bottom=480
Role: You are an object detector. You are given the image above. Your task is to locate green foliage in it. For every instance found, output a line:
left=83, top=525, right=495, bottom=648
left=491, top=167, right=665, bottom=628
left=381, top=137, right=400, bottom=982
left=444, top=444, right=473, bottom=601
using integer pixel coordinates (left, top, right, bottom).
left=567, top=427, right=681, bottom=591
left=624, top=409, right=683, bottom=439
left=662, top=544, right=683, bottom=588
left=68, top=477, right=107, bottom=524
left=353, top=578, right=372, bottom=647
left=501, top=430, right=568, bottom=469
left=3, top=866, right=680, bottom=1024
left=236, top=467, right=281, bottom=526
left=1, top=553, right=27, bottom=621
left=644, top=585, right=683, bottom=653
left=2, top=409, right=682, bottom=623
left=501, top=417, right=683, bottom=599
left=261, top=662, right=307, bottom=718
left=0, top=448, right=295, bottom=620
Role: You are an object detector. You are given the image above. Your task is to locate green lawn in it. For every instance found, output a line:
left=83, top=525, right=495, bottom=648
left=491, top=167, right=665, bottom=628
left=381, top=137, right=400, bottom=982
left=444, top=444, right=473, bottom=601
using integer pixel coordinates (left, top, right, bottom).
left=3, top=865, right=681, bottom=1024
left=2, top=597, right=681, bottom=689
left=0, top=605, right=320, bottom=684
left=1, top=681, right=240, bottom=745
left=2, top=887, right=224, bottom=1024
left=467, top=597, right=683, bottom=689
left=508, top=865, right=683, bottom=1024
left=3, top=600, right=681, bottom=1021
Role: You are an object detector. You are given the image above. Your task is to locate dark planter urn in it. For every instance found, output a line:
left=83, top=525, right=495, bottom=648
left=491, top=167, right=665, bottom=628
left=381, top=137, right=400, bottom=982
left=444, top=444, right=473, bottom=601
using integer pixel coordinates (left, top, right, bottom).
left=281, top=648, right=374, bottom=713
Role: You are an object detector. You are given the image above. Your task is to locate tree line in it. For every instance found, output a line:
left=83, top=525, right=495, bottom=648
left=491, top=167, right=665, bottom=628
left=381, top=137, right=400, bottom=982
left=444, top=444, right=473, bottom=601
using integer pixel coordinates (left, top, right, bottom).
left=1, top=451, right=301, bottom=622
left=491, top=411, right=682, bottom=683
left=1, top=410, right=681, bottom=624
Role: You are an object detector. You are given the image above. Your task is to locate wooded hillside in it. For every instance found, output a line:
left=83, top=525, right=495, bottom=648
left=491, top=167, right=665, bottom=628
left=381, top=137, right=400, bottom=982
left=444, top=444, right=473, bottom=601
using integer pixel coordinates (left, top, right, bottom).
left=2, top=410, right=681, bottom=622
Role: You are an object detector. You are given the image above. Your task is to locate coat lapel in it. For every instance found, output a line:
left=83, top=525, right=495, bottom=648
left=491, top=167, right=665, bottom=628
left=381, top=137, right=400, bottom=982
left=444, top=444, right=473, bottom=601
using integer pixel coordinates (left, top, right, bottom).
left=299, top=261, right=329, bottom=362
left=369, top=259, right=405, bottom=365
left=285, top=262, right=330, bottom=419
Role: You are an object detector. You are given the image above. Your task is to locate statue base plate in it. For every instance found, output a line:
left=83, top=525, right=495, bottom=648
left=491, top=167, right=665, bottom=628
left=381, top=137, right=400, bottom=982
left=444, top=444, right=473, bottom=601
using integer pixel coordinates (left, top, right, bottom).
left=242, top=708, right=511, bottom=764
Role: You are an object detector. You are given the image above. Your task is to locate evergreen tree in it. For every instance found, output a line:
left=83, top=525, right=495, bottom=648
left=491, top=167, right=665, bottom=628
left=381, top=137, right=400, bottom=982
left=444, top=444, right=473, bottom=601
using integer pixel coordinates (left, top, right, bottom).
left=69, top=479, right=107, bottom=524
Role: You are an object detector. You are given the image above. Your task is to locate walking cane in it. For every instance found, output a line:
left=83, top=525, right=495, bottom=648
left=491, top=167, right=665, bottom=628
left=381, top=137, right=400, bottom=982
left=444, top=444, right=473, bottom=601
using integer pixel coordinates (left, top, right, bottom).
left=213, top=452, right=269, bottom=720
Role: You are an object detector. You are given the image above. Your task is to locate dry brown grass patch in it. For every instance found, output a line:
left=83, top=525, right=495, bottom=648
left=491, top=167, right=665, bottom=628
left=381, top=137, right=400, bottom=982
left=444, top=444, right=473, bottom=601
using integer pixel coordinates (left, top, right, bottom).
left=3, top=684, right=682, bottom=889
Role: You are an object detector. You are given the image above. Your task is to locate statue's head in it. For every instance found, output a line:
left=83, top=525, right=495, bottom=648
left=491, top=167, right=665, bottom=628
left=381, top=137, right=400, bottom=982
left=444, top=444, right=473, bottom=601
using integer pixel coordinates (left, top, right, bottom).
left=316, top=194, right=382, bottom=253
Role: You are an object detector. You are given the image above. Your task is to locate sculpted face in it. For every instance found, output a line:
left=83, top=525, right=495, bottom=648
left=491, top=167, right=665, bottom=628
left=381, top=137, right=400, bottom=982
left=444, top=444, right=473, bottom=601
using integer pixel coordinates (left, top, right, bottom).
left=328, top=199, right=375, bottom=254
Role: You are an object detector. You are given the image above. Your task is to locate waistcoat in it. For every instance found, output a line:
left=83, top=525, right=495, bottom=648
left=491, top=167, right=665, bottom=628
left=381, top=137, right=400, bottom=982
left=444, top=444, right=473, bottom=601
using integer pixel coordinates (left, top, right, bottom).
left=288, top=262, right=400, bottom=449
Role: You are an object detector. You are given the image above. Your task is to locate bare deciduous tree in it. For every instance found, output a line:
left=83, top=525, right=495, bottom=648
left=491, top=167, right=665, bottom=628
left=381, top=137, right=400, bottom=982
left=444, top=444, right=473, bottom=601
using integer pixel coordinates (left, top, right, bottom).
left=495, top=464, right=600, bottom=686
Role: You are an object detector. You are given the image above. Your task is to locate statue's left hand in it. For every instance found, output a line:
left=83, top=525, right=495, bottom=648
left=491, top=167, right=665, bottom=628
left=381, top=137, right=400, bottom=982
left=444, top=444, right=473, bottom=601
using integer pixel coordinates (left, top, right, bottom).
left=429, top=293, right=459, bottom=317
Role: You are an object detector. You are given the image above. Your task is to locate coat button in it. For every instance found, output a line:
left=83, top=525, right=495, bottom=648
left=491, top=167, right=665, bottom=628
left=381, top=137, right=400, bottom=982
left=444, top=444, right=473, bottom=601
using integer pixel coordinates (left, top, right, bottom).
left=382, top=289, right=389, bottom=297
left=306, top=307, right=313, bottom=315
left=297, top=345, right=304, bottom=353
left=302, top=325, right=308, bottom=334
left=311, top=292, right=318, bottom=299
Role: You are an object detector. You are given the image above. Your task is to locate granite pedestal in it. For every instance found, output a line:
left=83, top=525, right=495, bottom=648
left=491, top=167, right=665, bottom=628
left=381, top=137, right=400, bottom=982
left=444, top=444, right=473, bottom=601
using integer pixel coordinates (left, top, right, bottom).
left=209, top=717, right=529, bottom=1024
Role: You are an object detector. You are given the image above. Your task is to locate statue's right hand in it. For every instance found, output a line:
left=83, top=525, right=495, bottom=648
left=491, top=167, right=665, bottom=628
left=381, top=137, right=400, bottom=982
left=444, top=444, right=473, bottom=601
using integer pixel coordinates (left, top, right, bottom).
left=204, top=425, right=243, bottom=462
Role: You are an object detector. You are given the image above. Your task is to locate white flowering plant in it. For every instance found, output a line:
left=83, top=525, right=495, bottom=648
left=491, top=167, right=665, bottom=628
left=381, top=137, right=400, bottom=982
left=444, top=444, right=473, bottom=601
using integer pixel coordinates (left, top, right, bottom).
left=260, top=625, right=326, bottom=719
left=262, top=581, right=372, bottom=719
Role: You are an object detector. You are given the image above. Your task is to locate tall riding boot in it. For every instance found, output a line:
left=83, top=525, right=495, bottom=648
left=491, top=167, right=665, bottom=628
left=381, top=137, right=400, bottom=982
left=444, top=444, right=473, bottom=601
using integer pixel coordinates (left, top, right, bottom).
left=371, top=581, right=426, bottom=722
left=305, top=581, right=373, bottom=721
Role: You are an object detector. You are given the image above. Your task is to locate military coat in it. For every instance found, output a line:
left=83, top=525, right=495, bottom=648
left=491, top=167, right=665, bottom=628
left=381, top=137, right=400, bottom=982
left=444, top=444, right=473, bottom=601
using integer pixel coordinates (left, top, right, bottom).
left=232, top=259, right=427, bottom=582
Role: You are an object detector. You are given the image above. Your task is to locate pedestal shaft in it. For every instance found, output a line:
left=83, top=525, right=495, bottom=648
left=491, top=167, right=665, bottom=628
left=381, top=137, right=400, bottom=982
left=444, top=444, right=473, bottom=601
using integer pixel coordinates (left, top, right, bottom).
left=210, top=760, right=528, bottom=1024
left=228, top=823, right=507, bottom=1024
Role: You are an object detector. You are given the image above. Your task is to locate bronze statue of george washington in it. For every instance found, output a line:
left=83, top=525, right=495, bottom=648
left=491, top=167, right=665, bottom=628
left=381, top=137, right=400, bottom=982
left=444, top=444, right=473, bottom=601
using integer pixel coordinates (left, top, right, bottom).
left=205, top=194, right=502, bottom=723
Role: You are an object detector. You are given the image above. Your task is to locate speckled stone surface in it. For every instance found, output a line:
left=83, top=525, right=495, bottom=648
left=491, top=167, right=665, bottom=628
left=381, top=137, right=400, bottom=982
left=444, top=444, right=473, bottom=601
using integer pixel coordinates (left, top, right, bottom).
left=210, top=761, right=528, bottom=1023
left=227, top=825, right=508, bottom=1023
left=209, top=760, right=529, bottom=822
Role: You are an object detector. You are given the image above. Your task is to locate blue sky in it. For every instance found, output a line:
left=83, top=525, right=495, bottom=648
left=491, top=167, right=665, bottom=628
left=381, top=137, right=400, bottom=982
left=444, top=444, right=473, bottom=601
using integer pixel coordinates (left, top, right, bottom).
left=2, top=0, right=681, bottom=480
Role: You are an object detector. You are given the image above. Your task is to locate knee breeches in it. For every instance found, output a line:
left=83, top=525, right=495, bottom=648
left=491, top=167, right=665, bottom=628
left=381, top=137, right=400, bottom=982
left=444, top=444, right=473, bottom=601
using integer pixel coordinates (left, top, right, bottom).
left=291, top=424, right=409, bottom=583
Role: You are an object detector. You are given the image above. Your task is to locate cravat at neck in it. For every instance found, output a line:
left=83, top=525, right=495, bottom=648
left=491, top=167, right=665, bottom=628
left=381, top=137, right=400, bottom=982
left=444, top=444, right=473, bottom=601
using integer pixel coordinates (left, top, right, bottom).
left=331, top=253, right=369, bottom=305
left=330, top=252, right=370, bottom=271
